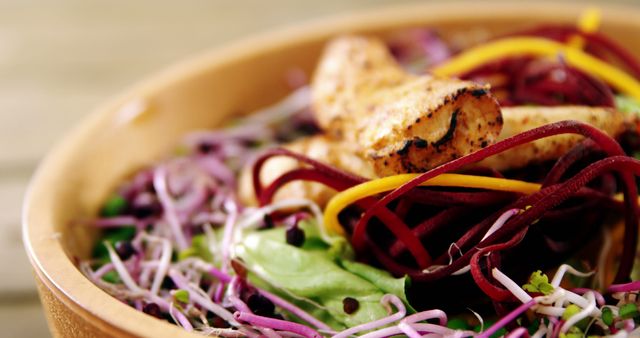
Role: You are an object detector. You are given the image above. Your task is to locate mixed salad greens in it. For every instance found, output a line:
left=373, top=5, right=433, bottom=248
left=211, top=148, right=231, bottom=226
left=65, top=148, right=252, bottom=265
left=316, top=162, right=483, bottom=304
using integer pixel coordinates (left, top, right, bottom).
left=81, top=8, right=640, bottom=338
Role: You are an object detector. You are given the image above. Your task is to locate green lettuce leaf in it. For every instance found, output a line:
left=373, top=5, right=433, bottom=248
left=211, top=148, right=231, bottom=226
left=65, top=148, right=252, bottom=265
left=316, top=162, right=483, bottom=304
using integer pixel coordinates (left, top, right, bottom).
left=234, top=220, right=411, bottom=330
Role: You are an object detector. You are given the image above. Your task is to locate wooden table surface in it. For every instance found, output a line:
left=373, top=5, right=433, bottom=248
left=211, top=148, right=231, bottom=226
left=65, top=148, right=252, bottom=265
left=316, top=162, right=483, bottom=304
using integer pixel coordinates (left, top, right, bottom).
left=2, top=1, right=638, bottom=337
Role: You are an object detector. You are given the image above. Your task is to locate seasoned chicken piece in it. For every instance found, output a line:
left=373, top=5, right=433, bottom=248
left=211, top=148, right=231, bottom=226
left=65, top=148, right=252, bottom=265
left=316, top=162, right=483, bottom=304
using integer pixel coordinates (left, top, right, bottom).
left=478, top=106, right=629, bottom=171
left=238, top=135, right=376, bottom=207
left=312, top=35, right=503, bottom=177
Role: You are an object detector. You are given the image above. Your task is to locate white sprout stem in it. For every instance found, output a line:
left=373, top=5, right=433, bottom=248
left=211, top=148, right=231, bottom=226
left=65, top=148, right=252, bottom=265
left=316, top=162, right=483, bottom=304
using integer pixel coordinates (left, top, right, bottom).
left=481, top=208, right=521, bottom=242
left=560, top=291, right=597, bottom=333
left=359, top=323, right=470, bottom=338
left=534, top=306, right=565, bottom=317
left=536, top=288, right=566, bottom=307
left=92, top=262, right=114, bottom=279
left=332, top=294, right=406, bottom=338
left=492, top=268, right=532, bottom=303
left=221, top=200, right=239, bottom=271
left=564, top=289, right=598, bottom=311
left=153, top=166, right=189, bottom=250
left=468, top=308, right=485, bottom=331
left=237, top=198, right=320, bottom=229
left=401, top=309, right=447, bottom=326
left=189, top=285, right=238, bottom=325
left=551, top=264, right=594, bottom=287
left=447, top=243, right=463, bottom=265
left=138, top=265, right=154, bottom=288
left=546, top=321, right=554, bottom=338
left=148, top=236, right=172, bottom=295
left=198, top=327, right=247, bottom=337
left=398, top=321, right=422, bottom=338
left=237, top=327, right=263, bottom=338
left=505, top=327, right=529, bottom=338
left=397, top=322, right=424, bottom=338
left=169, top=301, right=194, bottom=331
left=168, top=269, right=238, bottom=326
left=203, top=223, right=221, bottom=265
left=104, top=241, right=143, bottom=294
left=427, top=244, right=468, bottom=275
left=452, top=265, right=471, bottom=275
left=139, top=261, right=161, bottom=268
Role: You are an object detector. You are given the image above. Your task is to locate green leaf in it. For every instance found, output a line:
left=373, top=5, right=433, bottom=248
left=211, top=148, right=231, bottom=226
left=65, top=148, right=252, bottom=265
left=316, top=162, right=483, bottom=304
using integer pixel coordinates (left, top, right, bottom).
left=173, top=289, right=190, bottom=303
left=101, top=270, right=121, bottom=284
left=619, top=303, right=639, bottom=319
left=601, top=306, right=614, bottom=326
left=562, top=304, right=589, bottom=331
left=92, top=226, right=136, bottom=261
left=522, top=270, right=554, bottom=295
left=338, top=260, right=411, bottom=309
left=178, top=234, right=213, bottom=262
left=101, top=195, right=128, bottom=217
left=559, top=333, right=583, bottom=338
left=562, top=304, right=581, bottom=321
left=447, top=318, right=469, bottom=330
left=234, top=222, right=411, bottom=330
left=527, top=319, right=541, bottom=335
left=177, top=247, right=198, bottom=261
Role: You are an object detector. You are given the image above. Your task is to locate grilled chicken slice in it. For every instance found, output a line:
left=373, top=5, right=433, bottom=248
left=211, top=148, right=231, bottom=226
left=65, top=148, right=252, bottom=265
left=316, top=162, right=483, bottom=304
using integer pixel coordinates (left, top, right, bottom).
left=238, top=135, right=376, bottom=207
left=311, top=35, right=503, bottom=176
left=478, top=106, right=629, bottom=171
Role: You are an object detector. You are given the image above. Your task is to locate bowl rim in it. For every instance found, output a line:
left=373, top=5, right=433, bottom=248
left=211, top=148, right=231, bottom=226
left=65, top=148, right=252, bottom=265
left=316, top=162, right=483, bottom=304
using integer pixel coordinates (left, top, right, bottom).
left=22, top=1, right=640, bottom=337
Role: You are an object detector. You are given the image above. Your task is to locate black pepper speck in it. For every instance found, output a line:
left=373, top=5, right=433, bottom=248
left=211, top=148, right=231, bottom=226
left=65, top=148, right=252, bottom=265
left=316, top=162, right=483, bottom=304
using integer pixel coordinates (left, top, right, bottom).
left=143, top=303, right=163, bottom=319
left=247, top=294, right=275, bottom=317
left=115, top=241, right=136, bottom=261
left=343, top=297, right=359, bottom=314
left=286, top=226, right=305, bottom=247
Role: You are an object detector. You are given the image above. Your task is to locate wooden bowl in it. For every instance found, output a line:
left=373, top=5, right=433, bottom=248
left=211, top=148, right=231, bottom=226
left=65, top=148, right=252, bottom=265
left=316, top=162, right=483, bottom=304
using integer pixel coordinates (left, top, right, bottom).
left=22, top=2, right=640, bottom=337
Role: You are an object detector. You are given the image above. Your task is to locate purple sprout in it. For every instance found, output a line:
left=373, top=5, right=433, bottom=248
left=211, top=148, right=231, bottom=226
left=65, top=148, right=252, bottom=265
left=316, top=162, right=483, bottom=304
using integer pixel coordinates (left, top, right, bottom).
left=234, top=311, right=322, bottom=338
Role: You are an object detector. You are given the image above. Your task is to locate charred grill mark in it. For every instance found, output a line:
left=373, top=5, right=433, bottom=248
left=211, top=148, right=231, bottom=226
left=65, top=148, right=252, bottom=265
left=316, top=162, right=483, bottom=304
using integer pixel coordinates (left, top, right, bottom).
left=396, top=139, right=413, bottom=155
left=432, top=109, right=460, bottom=148
left=471, top=88, right=487, bottom=98
left=413, top=137, right=428, bottom=148
left=453, top=87, right=467, bottom=100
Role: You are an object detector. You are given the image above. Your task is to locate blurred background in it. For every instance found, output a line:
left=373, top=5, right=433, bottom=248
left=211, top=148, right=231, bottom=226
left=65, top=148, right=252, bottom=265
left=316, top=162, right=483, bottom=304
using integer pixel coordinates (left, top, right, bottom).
left=1, top=0, right=638, bottom=337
